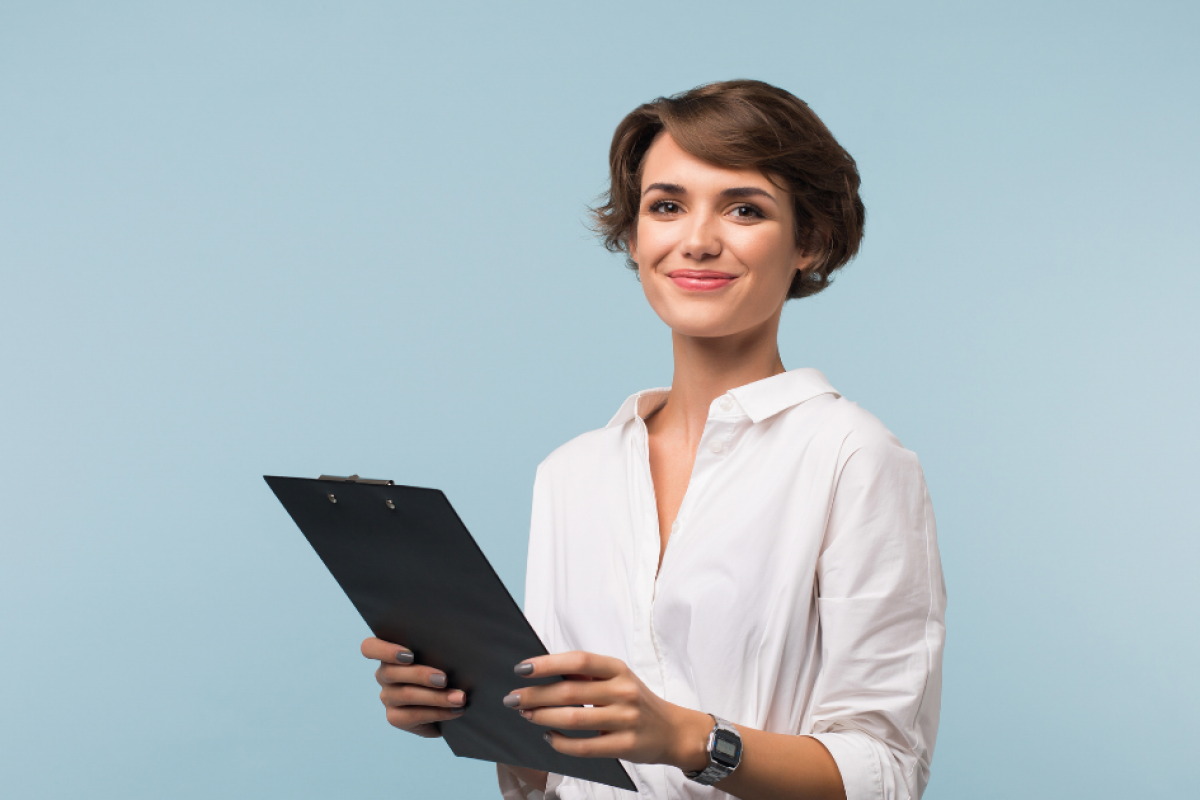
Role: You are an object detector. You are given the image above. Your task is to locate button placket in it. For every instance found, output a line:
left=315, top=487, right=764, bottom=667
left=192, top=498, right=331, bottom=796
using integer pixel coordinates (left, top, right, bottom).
left=635, top=416, right=669, bottom=698
left=706, top=418, right=736, bottom=456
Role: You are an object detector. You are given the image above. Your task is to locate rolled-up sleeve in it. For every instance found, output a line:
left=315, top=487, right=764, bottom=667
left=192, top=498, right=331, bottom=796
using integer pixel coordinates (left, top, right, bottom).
left=806, top=440, right=947, bottom=800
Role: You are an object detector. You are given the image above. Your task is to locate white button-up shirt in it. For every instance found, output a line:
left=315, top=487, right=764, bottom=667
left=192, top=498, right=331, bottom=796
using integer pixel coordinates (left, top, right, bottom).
left=516, top=368, right=946, bottom=800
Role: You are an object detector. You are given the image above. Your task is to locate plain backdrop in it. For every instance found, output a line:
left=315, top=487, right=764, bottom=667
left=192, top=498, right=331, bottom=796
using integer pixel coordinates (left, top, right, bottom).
left=1, top=2, right=1196, bottom=798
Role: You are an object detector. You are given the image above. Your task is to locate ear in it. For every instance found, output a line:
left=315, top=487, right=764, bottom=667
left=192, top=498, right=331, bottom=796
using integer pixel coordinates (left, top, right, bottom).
left=627, top=229, right=639, bottom=266
left=793, top=249, right=815, bottom=276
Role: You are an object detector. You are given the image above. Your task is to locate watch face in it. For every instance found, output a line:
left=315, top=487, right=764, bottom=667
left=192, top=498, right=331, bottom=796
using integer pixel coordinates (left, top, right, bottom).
left=712, top=730, right=741, bottom=767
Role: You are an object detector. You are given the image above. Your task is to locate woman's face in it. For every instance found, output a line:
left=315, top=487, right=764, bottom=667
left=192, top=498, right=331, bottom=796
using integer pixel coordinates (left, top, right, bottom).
left=629, top=132, right=809, bottom=340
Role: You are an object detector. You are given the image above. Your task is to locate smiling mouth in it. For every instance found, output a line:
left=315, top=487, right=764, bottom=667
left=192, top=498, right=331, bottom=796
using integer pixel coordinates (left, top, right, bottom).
left=666, top=270, right=738, bottom=292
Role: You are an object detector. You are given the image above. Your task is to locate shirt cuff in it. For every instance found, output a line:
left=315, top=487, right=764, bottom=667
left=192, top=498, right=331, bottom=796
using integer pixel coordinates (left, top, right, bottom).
left=496, top=764, right=544, bottom=800
left=806, top=731, right=885, bottom=800
left=496, top=765, right=562, bottom=800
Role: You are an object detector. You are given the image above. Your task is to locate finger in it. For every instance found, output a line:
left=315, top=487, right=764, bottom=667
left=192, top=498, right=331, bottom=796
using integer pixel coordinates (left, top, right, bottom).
left=407, top=722, right=444, bottom=739
left=543, top=729, right=633, bottom=759
left=521, top=704, right=634, bottom=731
left=515, top=651, right=624, bottom=681
left=506, top=676, right=634, bottom=711
left=381, top=684, right=467, bottom=708
left=362, top=637, right=415, bottom=665
left=386, top=704, right=465, bottom=732
left=375, top=662, right=452, bottom=689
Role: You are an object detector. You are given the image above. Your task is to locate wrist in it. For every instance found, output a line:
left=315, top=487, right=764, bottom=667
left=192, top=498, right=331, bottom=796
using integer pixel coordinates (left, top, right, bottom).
left=667, top=706, right=715, bottom=772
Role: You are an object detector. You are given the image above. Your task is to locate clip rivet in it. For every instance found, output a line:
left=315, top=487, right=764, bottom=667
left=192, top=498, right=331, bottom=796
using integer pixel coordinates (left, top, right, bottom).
left=385, top=499, right=396, bottom=510
left=327, top=493, right=338, bottom=504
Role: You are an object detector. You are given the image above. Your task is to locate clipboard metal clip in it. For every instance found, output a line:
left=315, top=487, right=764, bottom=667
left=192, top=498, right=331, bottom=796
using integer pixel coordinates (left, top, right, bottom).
left=318, top=474, right=395, bottom=486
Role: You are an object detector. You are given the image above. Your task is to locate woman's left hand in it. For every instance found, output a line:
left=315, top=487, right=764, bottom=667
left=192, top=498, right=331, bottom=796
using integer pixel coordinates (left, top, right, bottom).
left=505, top=651, right=711, bottom=771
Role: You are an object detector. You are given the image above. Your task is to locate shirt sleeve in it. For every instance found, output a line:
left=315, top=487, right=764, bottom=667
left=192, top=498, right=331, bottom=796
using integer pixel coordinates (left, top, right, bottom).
left=523, top=460, right=559, bottom=650
left=804, top=440, right=947, bottom=800
left=496, top=765, right=563, bottom=800
left=497, top=764, right=544, bottom=800
left=502, top=462, right=564, bottom=799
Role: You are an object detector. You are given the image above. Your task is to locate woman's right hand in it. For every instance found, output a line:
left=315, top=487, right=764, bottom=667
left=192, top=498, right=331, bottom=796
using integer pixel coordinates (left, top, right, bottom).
left=361, top=637, right=466, bottom=738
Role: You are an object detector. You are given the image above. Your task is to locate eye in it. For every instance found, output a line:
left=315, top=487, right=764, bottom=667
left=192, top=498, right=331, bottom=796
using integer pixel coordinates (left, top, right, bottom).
left=648, top=200, right=682, bottom=214
left=730, top=204, right=765, bottom=219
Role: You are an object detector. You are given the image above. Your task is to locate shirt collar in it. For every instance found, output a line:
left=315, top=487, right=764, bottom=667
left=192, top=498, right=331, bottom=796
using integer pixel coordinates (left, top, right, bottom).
left=605, top=368, right=839, bottom=428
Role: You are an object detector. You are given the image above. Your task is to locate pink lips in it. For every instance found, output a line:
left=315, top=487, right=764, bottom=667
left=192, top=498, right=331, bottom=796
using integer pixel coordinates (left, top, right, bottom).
left=667, top=270, right=737, bottom=292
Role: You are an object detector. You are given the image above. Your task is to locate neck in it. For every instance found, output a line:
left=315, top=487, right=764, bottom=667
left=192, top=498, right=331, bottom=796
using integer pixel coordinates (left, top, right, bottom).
left=654, top=313, right=786, bottom=440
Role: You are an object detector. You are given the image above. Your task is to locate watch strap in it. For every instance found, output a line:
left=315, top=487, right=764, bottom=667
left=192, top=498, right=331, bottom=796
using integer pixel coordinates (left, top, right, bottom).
left=684, top=714, right=741, bottom=786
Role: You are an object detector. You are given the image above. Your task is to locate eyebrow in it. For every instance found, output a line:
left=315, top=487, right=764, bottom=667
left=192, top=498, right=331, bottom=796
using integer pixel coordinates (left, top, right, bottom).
left=643, top=182, right=778, bottom=202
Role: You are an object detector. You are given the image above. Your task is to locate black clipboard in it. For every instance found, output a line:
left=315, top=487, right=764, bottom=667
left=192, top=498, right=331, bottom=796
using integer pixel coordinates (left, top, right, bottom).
left=265, top=474, right=636, bottom=792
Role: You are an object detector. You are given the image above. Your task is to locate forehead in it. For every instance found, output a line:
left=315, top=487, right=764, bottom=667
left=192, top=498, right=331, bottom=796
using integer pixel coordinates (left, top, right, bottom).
left=640, top=132, right=779, bottom=194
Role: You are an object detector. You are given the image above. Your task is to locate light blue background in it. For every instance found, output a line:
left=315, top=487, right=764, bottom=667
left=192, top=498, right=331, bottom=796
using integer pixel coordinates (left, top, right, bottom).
left=2, top=2, right=1196, bottom=797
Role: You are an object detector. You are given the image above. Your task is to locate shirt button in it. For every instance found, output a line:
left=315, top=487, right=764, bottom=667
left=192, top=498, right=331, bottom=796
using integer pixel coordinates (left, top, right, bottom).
left=709, top=440, right=725, bottom=454
left=718, top=396, right=733, bottom=412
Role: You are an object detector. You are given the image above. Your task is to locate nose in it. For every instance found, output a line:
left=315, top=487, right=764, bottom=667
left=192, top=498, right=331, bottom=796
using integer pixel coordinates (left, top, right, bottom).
left=680, top=210, right=722, bottom=261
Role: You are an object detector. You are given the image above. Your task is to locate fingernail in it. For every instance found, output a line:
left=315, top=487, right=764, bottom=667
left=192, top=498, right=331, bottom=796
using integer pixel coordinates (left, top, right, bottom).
left=503, top=693, right=521, bottom=708
left=396, top=651, right=414, bottom=665
left=429, top=673, right=447, bottom=688
left=514, top=662, right=535, bottom=676
left=449, top=691, right=466, bottom=706
left=543, top=732, right=553, bottom=743
left=520, top=710, right=531, bottom=719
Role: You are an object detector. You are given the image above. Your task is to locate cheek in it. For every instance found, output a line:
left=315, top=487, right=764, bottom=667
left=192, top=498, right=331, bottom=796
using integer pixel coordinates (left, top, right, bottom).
left=632, top=221, right=674, bottom=264
left=637, top=262, right=681, bottom=325
left=638, top=261, right=664, bottom=305
left=733, top=234, right=800, bottom=292
left=739, top=226, right=789, bottom=260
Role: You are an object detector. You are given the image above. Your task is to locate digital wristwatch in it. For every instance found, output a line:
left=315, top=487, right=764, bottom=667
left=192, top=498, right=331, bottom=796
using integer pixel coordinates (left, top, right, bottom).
left=683, top=715, right=743, bottom=786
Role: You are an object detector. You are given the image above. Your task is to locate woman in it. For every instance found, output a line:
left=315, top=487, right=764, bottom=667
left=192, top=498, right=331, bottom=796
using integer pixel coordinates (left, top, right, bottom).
left=361, top=80, right=946, bottom=800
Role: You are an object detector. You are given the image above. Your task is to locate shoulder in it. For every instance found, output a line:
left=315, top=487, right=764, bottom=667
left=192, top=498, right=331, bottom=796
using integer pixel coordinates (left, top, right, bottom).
left=534, top=423, right=625, bottom=490
left=535, top=384, right=665, bottom=484
left=732, top=367, right=911, bottom=463
left=773, top=391, right=920, bottom=481
left=772, top=386, right=903, bottom=447
left=823, top=395, right=904, bottom=452
left=804, top=396, right=927, bottom=498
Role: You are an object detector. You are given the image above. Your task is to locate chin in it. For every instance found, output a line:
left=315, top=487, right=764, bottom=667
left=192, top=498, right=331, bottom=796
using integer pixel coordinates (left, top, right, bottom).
left=654, top=305, right=750, bottom=339
left=643, top=278, right=774, bottom=339
left=653, top=289, right=791, bottom=340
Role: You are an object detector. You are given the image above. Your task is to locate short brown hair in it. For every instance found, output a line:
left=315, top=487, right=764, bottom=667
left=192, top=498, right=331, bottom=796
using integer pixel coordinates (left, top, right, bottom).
left=592, top=79, right=865, bottom=300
